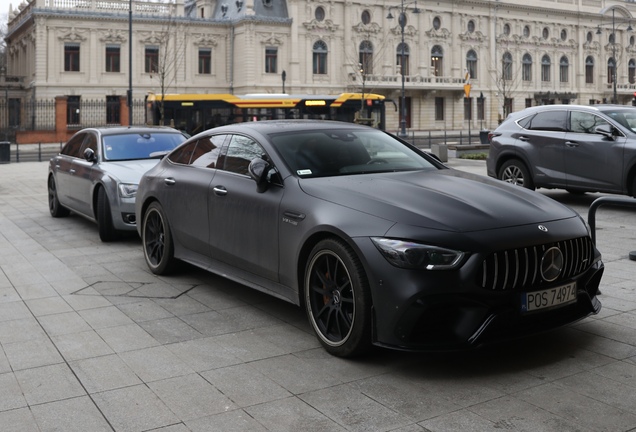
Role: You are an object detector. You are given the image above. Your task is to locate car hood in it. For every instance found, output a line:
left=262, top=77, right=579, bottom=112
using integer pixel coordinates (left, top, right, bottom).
left=100, top=159, right=161, bottom=183
left=298, top=169, right=577, bottom=232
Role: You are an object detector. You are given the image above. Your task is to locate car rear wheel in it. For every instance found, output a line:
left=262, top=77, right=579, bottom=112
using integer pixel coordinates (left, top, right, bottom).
left=305, top=238, right=372, bottom=357
left=142, top=202, right=177, bottom=275
left=498, top=159, right=535, bottom=190
left=48, top=176, right=70, bottom=217
left=97, top=187, right=117, bottom=242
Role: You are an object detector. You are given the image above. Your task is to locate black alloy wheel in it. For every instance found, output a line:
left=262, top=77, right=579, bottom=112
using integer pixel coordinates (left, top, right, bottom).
left=305, top=238, right=372, bottom=357
left=48, top=176, right=70, bottom=217
left=142, top=201, right=177, bottom=275
left=96, top=187, right=117, bottom=242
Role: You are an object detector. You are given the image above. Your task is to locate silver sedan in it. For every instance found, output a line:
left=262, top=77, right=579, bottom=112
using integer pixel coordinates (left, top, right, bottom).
left=48, top=126, right=187, bottom=241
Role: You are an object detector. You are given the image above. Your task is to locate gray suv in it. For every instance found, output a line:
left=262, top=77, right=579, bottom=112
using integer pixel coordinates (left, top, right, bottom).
left=486, top=104, right=636, bottom=196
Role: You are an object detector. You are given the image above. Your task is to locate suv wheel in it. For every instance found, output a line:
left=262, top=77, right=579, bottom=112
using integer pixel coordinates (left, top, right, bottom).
left=498, top=160, right=535, bottom=190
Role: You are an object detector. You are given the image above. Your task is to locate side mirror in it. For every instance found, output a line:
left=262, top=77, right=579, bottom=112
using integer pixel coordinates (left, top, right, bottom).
left=83, top=148, right=97, bottom=163
left=595, top=124, right=615, bottom=140
left=248, top=157, right=272, bottom=193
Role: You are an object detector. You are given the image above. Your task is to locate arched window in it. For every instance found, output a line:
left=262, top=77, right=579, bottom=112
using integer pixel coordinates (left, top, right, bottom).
left=608, top=57, right=616, bottom=84
left=396, top=43, right=409, bottom=76
left=502, top=52, right=513, bottom=80
left=523, top=25, right=530, bottom=38
left=585, top=56, right=594, bottom=84
left=541, top=54, right=551, bottom=82
left=559, top=56, right=569, bottom=83
left=312, top=40, right=328, bottom=75
left=629, top=59, right=636, bottom=84
left=503, top=23, right=510, bottom=36
left=522, top=53, right=533, bottom=81
left=466, top=49, right=477, bottom=80
left=431, top=45, right=443, bottom=77
left=359, top=40, right=373, bottom=74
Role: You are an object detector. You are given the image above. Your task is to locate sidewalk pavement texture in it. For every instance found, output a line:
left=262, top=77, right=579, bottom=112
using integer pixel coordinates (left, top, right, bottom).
left=1, top=159, right=636, bottom=432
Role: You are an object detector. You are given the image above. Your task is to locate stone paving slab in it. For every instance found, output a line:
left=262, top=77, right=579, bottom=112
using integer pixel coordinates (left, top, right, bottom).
left=0, top=160, right=635, bottom=431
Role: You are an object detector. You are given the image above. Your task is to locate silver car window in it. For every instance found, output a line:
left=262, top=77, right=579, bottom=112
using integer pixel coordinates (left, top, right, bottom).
left=569, top=111, right=609, bottom=134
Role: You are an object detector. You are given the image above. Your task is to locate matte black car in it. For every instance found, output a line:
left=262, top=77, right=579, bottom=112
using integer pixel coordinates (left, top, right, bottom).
left=487, top=104, right=636, bottom=195
left=48, top=126, right=187, bottom=241
left=136, top=120, right=604, bottom=357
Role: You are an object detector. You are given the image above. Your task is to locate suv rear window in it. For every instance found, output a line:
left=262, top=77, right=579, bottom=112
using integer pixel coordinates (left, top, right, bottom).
left=521, top=110, right=567, bottom=131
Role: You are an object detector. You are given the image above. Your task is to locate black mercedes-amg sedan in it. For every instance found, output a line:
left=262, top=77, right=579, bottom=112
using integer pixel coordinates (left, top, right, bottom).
left=135, top=120, right=604, bottom=357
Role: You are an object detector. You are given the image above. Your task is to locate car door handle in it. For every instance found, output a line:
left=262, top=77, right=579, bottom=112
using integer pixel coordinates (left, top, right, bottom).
left=164, top=178, right=176, bottom=186
left=284, top=210, right=306, bottom=221
left=518, top=136, right=529, bottom=141
left=213, top=186, right=228, bottom=196
left=565, top=141, right=579, bottom=147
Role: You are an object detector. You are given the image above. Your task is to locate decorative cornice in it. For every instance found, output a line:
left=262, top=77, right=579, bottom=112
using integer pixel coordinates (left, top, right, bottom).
left=458, top=30, right=485, bottom=43
left=258, top=32, right=285, bottom=46
left=304, top=19, right=338, bottom=32
left=99, top=29, right=127, bottom=44
left=390, top=24, right=417, bottom=37
left=425, top=27, right=450, bottom=41
left=57, top=27, right=87, bottom=43
left=352, top=22, right=381, bottom=35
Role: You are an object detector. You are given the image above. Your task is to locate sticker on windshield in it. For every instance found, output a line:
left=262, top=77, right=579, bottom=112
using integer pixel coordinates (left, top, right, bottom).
left=297, top=169, right=313, bottom=176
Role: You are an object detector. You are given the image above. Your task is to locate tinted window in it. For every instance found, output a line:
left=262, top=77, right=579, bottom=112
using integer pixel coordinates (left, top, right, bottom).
left=218, top=135, right=264, bottom=175
left=569, top=111, right=609, bottom=134
left=527, top=111, right=567, bottom=131
left=191, top=135, right=226, bottom=168
left=168, top=142, right=197, bottom=165
left=82, top=133, right=98, bottom=155
left=61, top=133, right=87, bottom=158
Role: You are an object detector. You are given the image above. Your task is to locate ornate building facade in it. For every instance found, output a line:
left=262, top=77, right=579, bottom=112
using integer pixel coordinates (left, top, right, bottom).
left=4, top=0, right=636, bottom=134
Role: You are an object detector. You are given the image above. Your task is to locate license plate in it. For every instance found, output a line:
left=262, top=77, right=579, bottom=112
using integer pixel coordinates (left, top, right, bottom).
left=521, top=282, right=577, bottom=313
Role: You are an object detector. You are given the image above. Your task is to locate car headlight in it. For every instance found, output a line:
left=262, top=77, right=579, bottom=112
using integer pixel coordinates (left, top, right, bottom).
left=118, top=183, right=138, bottom=198
left=371, top=237, right=465, bottom=270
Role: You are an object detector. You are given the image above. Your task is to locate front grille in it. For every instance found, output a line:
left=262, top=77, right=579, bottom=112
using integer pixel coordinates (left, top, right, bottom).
left=478, top=236, right=594, bottom=291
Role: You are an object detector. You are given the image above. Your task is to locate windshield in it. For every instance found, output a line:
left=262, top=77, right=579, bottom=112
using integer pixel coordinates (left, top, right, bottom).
left=102, top=132, right=186, bottom=161
left=270, top=129, right=438, bottom=178
left=601, top=108, right=636, bottom=133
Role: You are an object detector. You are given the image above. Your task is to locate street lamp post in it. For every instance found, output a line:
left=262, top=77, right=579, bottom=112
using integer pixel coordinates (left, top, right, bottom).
left=598, top=6, right=633, bottom=104
left=387, top=1, right=420, bottom=138
left=128, top=0, right=133, bottom=125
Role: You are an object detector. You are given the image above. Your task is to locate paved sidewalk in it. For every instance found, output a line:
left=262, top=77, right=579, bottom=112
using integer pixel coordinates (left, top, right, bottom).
left=1, top=160, right=636, bottom=432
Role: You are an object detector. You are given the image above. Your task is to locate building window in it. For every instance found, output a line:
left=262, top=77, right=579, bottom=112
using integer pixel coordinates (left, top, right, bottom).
left=503, top=23, right=510, bottom=36
left=105, top=45, right=120, bottom=73
left=522, top=53, right=532, bottom=81
left=265, top=47, right=278, bottom=73
left=433, top=16, right=441, bottom=30
left=502, top=52, right=513, bottom=81
left=464, top=97, right=472, bottom=121
left=559, top=56, right=569, bottom=83
left=435, top=97, right=444, bottom=121
left=541, top=54, right=551, bottom=82
left=198, top=48, right=212, bottom=74
left=315, top=6, right=325, bottom=22
left=560, top=29, right=567, bottom=41
left=523, top=25, right=530, bottom=38
left=64, top=43, right=80, bottom=72
left=542, top=27, right=549, bottom=39
left=359, top=40, right=373, bottom=75
left=504, top=98, right=513, bottom=117
left=361, top=10, right=370, bottom=24
left=312, top=40, right=328, bottom=74
left=396, top=43, right=409, bottom=76
left=525, top=98, right=533, bottom=108
left=629, top=59, right=636, bottom=84
left=586, top=56, right=595, bottom=84
left=608, top=57, right=616, bottom=84
left=467, top=20, right=475, bottom=33
left=431, top=45, right=443, bottom=77
left=106, top=95, right=120, bottom=125
left=477, top=96, right=485, bottom=121
left=466, top=49, right=477, bottom=80
left=67, top=96, right=80, bottom=126
left=145, top=46, right=159, bottom=73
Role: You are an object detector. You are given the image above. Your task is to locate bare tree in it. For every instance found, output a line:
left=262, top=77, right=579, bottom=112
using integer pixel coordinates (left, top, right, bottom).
left=149, top=12, right=186, bottom=126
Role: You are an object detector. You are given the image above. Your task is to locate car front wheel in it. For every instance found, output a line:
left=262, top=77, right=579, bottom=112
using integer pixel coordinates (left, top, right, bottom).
left=142, top=201, right=177, bottom=275
left=304, top=238, right=372, bottom=357
left=498, top=159, right=535, bottom=190
left=96, top=187, right=117, bottom=242
left=48, top=176, right=70, bottom=217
